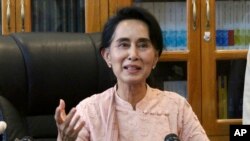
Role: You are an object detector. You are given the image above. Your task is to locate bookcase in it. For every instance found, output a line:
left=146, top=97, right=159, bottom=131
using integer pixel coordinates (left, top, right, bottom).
left=85, top=0, right=247, bottom=141
left=0, top=0, right=248, bottom=141
left=201, top=0, right=247, bottom=141
left=1, top=0, right=85, bottom=35
left=0, top=0, right=133, bottom=35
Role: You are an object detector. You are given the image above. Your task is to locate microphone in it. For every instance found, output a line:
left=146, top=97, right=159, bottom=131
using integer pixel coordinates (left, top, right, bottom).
left=164, top=133, right=180, bottom=141
left=0, top=121, right=7, bottom=134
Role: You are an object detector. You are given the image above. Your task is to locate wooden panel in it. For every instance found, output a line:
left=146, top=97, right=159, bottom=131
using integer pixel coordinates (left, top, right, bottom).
left=187, top=0, right=202, bottom=120
left=201, top=0, right=232, bottom=136
left=1, top=0, right=16, bottom=35
left=100, top=0, right=109, bottom=31
left=159, top=51, right=189, bottom=62
left=109, top=0, right=132, bottom=17
left=201, top=0, right=220, bottom=134
left=85, top=0, right=101, bottom=32
left=217, top=119, right=242, bottom=124
left=15, top=0, right=31, bottom=32
left=215, top=50, right=248, bottom=60
left=117, top=0, right=133, bottom=8
left=209, top=135, right=229, bottom=141
left=109, top=0, right=117, bottom=17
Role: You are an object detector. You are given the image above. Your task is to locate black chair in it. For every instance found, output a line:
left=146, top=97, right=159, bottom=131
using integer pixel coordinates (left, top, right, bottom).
left=0, top=32, right=115, bottom=141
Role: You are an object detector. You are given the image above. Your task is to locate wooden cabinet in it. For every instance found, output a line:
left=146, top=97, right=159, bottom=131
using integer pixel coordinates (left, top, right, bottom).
left=201, top=0, right=247, bottom=140
left=0, top=0, right=131, bottom=35
left=1, top=0, right=86, bottom=35
left=1, top=0, right=248, bottom=140
left=87, top=0, right=248, bottom=141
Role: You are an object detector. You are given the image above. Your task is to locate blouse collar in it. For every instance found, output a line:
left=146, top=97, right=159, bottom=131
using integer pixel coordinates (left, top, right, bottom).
left=114, top=84, right=153, bottom=111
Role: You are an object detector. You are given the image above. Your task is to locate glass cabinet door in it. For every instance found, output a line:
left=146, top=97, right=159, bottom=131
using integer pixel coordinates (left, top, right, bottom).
left=217, top=59, right=246, bottom=119
left=202, top=0, right=248, bottom=139
left=1, top=0, right=85, bottom=35
left=216, top=0, right=250, bottom=50
left=154, top=62, right=188, bottom=99
left=134, top=0, right=187, bottom=51
left=31, top=0, right=85, bottom=32
left=132, top=0, right=202, bottom=121
left=213, top=0, right=249, bottom=120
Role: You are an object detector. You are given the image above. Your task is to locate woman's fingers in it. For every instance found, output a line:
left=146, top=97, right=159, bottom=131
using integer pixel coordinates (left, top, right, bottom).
left=55, top=99, right=66, bottom=124
left=55, top=99, right=85, bottom=140
left=65, top=114, right=85, bottom=138
left=59, top=99, right=66, bottom=118
left=73, top=120, right=85, bottom=137
left=62, top=107, right=77, bottom=128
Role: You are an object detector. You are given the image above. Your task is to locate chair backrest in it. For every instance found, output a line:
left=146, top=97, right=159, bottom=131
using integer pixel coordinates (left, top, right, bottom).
left=0, top=32, right=115, bottom=140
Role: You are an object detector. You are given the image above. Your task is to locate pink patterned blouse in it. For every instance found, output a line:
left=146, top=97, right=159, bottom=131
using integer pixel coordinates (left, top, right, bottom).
left=58, top=85, right=210, bottom=141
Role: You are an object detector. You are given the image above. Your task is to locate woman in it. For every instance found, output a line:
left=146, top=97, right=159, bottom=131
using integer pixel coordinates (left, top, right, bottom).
left=54, top=6, right=209, bottom=141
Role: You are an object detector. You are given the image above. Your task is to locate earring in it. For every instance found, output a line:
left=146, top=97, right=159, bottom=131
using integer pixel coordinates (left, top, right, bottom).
left=108, top=63, right=112, bottom=68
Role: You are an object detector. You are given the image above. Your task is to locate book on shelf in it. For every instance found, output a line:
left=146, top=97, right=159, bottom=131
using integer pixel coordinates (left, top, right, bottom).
left=137, top=1, right=187, bottom=51
left=32, top=0, right=49, bottom=32
left=233, top=1, right=246, bottom=49
left=67, top=0, right=76, bottom=32
left=41, top=0, right=49, bottom=31
left=165, top=2, right=176, bottom=51
left=245, top=1, right=250, bottom=47
left=140, top=2, right=154, bottom=16
left=175, top=2, right=186, bottom=50
left=153, top=2, right=160, bottom=26
left=216, top=1, right=227, bottom=49
left=227, top=60, right=245, bottom=118
left=62, top=0, right=67, bottom=32
left=32, top=0, right=39, bottom=31
left=31, top=0, right=84, bottom=32
left=76, top=0, right=85, bottom=32
left=239, top=1, right=246, bottom=49
left=163, top=81, right=187, bottom=98
left=50, top=0, right=59, bottom=32
left=226, top=1, right=235, bottom=47
left=215, top=0, right=250, bottom=49
left=218, top=75, right=228, bottom=119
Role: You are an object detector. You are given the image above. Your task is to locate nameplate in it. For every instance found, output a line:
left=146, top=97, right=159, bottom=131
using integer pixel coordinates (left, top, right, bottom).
left=230, top=125, right=250, bottom=141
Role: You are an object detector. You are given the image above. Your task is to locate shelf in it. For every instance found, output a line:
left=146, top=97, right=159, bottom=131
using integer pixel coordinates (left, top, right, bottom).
left=215, top=50, right=248, bottom=60
left=160, top=50, right=189, bottom=61
left=217, top=119, right=242, bottom=125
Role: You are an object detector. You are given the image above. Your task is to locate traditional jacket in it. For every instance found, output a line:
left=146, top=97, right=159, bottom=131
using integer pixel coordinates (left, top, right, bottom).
left=58, top=85, right=209, bottom=141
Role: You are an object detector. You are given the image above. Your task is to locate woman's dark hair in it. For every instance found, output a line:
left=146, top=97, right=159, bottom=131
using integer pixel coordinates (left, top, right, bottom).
left=100, top=6, right=163, bottom=56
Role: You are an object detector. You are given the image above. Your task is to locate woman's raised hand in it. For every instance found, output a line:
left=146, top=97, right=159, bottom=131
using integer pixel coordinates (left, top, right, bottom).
left=55, top=99, right=85, bottom=141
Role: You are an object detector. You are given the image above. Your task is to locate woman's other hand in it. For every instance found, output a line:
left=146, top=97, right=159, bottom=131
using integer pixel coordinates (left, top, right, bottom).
left=55, top=99, right=85, bottom=141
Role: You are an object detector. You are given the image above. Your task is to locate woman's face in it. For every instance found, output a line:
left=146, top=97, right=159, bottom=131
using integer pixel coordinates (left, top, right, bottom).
left=102, top=19, right=159, bottom=85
